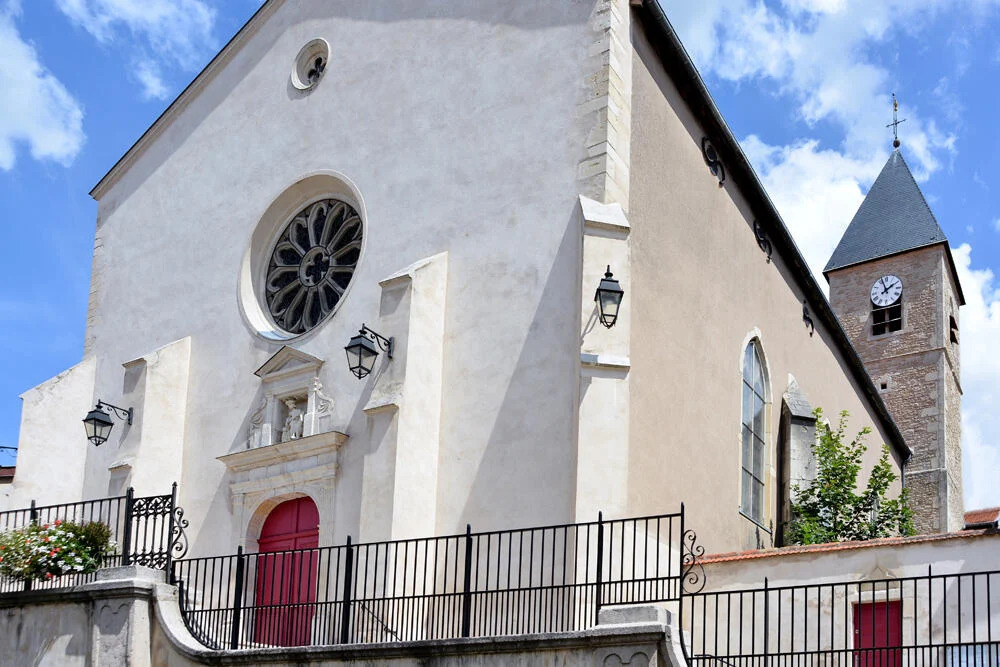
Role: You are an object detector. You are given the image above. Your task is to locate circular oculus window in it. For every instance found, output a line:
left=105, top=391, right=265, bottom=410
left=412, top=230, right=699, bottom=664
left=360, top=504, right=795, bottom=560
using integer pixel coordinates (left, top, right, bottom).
left=291, top=39, right=329, bottom=91
left=264, top=199, right=362, bottom=335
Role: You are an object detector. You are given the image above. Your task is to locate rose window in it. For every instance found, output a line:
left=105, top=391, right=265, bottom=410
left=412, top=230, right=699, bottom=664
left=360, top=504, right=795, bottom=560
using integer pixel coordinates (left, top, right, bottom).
left=265, top=199, right=362, bottom=335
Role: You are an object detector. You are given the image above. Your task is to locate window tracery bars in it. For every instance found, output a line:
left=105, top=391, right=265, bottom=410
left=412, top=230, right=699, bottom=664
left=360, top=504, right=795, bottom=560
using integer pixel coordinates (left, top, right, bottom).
left=741, top=342, right=767, bottom=525
left=265, top=199, right=362, bottom=335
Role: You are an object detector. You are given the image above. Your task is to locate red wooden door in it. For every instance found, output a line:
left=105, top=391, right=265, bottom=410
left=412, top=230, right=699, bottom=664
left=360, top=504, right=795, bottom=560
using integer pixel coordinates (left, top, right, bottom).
left=854, top=600, right=902, bottom=667
left=253, top=497, right=320, bottom=646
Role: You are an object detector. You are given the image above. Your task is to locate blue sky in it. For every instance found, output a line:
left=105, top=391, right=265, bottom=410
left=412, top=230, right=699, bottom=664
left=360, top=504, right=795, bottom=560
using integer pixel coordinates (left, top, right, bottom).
left=1, top=1, right=998, bottom=508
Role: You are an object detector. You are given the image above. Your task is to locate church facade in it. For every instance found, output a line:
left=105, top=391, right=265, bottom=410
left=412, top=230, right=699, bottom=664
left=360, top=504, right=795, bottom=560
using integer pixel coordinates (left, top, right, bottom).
left=6, top=0, right=958, bottom=571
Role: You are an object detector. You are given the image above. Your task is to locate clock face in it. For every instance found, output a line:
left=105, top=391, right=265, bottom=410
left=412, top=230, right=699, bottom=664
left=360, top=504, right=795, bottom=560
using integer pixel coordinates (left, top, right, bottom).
left=870, top=275, right=903, bottom=307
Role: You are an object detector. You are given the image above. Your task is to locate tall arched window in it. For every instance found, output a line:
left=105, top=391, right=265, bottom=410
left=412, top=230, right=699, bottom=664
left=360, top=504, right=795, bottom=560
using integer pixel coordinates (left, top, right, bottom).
left=741, top=342, right=767, bottom=525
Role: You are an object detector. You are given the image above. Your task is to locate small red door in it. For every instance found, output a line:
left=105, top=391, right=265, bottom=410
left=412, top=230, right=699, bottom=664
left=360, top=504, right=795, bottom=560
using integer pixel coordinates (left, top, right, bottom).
left=854, top=600, right=902, bottom=667
left=253, top=497, right=320, bottom=646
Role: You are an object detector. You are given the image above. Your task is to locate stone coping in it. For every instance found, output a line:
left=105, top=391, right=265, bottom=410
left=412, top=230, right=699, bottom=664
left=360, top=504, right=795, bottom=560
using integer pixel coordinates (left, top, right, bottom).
left=0, top=565, right=164, bottom=607
left=701, top=528, right=998, bottom=564
left=172, top=625, right=669, bottom=664
left=156, top=582, right=674, bottom=664
left=1, top=565, right=675, bottom=664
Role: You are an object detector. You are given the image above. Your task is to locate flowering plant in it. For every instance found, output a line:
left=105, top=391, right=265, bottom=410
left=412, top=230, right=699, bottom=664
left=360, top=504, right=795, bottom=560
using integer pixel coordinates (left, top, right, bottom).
left=0, top=520, right=116, bottom=581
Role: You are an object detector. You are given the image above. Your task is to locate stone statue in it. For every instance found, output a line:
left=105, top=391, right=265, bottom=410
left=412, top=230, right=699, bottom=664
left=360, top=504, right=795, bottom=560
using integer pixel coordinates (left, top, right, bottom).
left=281, top=397, right=304, bottom=442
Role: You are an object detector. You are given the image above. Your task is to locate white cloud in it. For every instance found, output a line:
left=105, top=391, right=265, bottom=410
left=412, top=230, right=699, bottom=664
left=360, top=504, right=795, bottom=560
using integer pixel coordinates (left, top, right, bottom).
left=740, top=135, right=881, bottom=280
left=134, top=60, right=168, bottom=101
left=0, top=3, right=84, bottom=170
left=55, top=0, right=216, bottom=99
left=994, top=218, right=1000, bottom=233
left=953, top=244, right=1000, bottom=510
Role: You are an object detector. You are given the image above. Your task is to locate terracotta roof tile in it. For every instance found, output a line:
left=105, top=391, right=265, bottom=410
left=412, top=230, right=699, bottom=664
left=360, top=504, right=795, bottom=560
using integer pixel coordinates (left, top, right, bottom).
left=700, top=530, right=997, bottom=564
left=965, top=507, right=1000, bottom=528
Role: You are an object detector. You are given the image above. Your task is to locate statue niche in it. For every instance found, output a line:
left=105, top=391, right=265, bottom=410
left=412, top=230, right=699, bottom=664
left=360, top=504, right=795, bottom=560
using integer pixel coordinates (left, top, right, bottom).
left=246, top=347, right=335, bottom=450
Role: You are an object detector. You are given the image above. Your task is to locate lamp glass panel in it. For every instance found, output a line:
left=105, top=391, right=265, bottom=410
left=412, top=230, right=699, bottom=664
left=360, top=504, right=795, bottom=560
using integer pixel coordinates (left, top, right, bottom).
left=600, top=291, right=621, bottom=319
left=345, top=345, right=362, bottom=372
left=359, top=345, right=378, bottom=373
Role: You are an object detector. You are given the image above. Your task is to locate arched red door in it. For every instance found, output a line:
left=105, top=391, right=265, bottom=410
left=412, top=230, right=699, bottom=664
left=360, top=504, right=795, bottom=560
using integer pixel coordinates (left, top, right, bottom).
left=253, top=497, right=320, bottom=646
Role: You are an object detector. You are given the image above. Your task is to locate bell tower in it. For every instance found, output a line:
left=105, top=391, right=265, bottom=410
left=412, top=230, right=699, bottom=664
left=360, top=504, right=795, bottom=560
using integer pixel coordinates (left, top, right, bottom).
left=825, top=148, right=965, bottom=534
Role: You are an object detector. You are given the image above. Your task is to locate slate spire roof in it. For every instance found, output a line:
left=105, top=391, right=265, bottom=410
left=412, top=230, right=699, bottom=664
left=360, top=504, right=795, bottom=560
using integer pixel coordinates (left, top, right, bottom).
left=824, top=150, right=948, bottom=274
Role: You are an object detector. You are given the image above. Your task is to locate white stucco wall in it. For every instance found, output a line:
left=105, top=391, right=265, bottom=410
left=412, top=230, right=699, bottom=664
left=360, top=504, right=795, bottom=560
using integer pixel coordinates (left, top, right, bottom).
left=78, top=0, right=596, bottom=557
left=7, top=0, right=924, bottom=574
left=3, top=357, right=95, bottom=509
left=684, top=533, right=1000, bottom=662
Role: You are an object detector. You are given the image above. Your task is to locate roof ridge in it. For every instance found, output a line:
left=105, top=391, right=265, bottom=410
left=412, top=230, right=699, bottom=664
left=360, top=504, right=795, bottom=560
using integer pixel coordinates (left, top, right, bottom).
left=891, top=149, right=946, bottom=237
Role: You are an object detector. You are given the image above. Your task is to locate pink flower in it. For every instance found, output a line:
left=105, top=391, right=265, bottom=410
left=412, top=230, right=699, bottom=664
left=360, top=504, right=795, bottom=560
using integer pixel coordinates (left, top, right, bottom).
left=54, top=520, right=61, bottom=526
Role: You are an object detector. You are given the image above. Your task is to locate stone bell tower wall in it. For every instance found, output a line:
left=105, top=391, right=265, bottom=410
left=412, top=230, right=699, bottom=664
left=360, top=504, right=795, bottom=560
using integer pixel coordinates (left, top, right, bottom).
left=828, top=244, right=963, bottom=534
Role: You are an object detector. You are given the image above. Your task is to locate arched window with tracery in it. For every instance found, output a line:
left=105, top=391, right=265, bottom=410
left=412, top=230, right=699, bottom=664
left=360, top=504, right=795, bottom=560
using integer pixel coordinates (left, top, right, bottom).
left=741, top=341, right=768, bottom=525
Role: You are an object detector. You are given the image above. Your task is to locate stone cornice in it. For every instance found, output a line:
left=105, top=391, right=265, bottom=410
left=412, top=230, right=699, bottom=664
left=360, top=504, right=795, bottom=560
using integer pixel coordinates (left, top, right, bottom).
left=218, top=430, right=347, bottom=473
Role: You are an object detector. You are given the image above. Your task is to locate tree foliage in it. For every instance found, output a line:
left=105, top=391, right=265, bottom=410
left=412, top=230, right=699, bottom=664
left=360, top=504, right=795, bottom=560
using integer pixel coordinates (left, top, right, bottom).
left=785, top=408, right=914, bottom=545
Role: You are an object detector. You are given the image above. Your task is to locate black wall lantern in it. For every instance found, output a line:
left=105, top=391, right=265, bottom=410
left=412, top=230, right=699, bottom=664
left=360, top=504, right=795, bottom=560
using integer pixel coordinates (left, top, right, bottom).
left=594, top=266, right=625, bottom=329
left=345, top=324, right=394, bottom=379
left=83, top=401, right=133, bottom=446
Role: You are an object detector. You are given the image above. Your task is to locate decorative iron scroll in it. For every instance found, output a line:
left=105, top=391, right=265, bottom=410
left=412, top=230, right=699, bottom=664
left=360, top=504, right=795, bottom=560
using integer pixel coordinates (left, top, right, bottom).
left=171, top=506, right=190, bottom=560
left=130, top=494, right=171, bottom=518
left=802, top=300, right=815, bottom=337
left=752, top=220, right=772, bottom=263
left=681, top=529, right=707, bottom=594
left=701, top=137, right=726, bottom=187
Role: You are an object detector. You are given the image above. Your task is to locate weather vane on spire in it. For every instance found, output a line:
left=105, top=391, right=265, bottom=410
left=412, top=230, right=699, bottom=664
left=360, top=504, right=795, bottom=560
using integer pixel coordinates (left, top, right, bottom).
left=887, top=92, right=906, bottom=149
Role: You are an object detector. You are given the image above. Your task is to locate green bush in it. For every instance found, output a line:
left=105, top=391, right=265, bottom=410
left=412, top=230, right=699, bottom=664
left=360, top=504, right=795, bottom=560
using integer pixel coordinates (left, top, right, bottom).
left=0, top=520, right=117, bottom=581
left=785, top=408, right=915, bottom=545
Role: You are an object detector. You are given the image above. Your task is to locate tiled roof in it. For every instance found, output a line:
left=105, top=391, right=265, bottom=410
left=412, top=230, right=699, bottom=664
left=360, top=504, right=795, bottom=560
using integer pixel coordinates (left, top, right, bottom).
left=824, top=150, right=948, bottom=274
left=965, top=507, right=1000, bottom=528
left=700, top=529, right=997, bottom=564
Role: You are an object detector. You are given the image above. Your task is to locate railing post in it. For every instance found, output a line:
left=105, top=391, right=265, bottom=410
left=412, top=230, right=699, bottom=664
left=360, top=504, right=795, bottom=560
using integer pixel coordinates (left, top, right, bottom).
left=461, top=524, right=473, bottom=637
left=595, top=511, right=604, bottom=626
left=24, top=500, right=38, bottom=591
left=166, top=482, right=178, bottom=573
left=763, top=576, right=770, bottom=663
left=121, top=487, right=134, bottom=566
left=340, top=536, right=354, bottom=645
left=229, top=546, right=246, bottom=650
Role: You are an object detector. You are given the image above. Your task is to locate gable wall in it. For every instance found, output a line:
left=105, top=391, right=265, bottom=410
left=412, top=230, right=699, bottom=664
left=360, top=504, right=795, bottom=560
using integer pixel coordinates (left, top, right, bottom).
left=625, top=20, right=903, bottom=554
left=83, top=0, right=604, bottom=556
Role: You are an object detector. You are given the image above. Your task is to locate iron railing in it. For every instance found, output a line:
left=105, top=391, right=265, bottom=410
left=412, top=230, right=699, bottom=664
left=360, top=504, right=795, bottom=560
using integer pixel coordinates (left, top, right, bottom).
left=172, top=508, right=686, bottom=650
left=680, top=566, right=1000, bottom=667
left=0, top=484, right=189, bottom=593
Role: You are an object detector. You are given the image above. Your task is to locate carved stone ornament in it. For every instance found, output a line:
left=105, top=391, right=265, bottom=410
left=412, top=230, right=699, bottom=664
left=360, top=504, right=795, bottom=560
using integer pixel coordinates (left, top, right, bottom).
left=243, top=346, right=336, bottom=450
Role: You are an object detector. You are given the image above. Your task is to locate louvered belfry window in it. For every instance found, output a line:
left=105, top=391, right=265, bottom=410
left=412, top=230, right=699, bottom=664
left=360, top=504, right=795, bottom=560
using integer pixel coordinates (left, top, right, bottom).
left=872, top=303, right=902, bottom=335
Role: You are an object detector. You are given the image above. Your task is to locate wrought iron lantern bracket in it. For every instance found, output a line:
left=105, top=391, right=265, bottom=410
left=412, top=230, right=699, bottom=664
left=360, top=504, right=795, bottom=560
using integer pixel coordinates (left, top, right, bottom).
left=358, top=324, right=393, bottom=359
left=97, top=401, right=133, bottom=425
